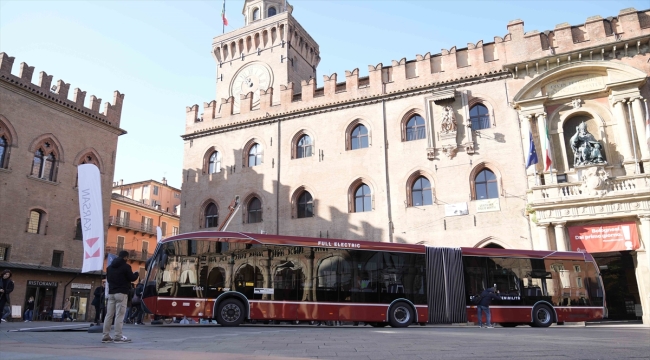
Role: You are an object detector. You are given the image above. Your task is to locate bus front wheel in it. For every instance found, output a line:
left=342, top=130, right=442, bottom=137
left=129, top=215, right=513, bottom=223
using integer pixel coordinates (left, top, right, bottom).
left=532, top=305, right=554, bottom=328
left=388, top=302, right=413, bottom=328
left=217, top=298, right=245, bottom=327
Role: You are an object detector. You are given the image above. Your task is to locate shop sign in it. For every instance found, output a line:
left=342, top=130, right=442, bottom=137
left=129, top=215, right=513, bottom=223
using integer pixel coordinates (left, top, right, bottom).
left=568, top=222, right=640, bottom=253
left=71, top=283, right=92, bottom=290
left=476, top=198, right=500, bottom=213
left=27, top=280, right=58, bottom=287
left=445, top=202, right=468, bottom=217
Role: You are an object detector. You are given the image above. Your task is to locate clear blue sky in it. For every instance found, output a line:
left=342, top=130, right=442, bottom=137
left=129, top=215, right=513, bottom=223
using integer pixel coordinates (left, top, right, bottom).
left=1, top=0, right=646, bottom=188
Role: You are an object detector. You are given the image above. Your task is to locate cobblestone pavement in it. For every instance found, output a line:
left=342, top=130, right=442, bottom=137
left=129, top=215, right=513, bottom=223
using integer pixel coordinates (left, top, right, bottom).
left=1, top=321, right=648, bottom=359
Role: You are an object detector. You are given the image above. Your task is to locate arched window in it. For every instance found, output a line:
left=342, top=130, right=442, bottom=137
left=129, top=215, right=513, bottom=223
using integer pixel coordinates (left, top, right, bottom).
left=405, top=115, right=426, bottom=141
left=268, top=6, right=276, bottom=17
left=252, top=8, right=260, bottom=21
left=208, top=151, right=221, bottom=173
left=0, top=136, right=7, bottom=168
left=412, top=176, right=433, bottom=206
left=297, top=191, right=313, bottom=218
left=247, top=197, right=262, bottom=223
left=296, top=135, right=312, bottom=158
left=354, top=184, right=371, bottom=212
left=31, top=149, right=56, bottom=181
left=351, top=124, right=369, bottom=150
left=248, top=143, right=262, bottom=167
left=475, top=169, right=498, bottom=199
left=27, top=210, right=43, bottom=234
left=204, top=203, right=219, bottom=228
left=470, top=104, right=490, bottom=130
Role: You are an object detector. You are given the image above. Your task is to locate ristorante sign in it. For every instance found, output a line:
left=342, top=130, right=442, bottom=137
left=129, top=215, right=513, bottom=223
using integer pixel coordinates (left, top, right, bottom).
left=569, top=222, right=640, bottom=253
left=27, top=280, right=58, bottom=287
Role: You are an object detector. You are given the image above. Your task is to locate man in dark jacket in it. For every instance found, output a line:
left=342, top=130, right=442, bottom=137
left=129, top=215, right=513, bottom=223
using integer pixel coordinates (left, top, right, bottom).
left=102, top=251, right=139, bottom=343
left=477, top=287, right=500, bottom=328
left=0, top=270, right=14, bottom=325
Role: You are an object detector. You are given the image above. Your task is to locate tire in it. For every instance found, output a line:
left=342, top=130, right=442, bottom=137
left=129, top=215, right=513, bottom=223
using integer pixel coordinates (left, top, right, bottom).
left=532, top=305, right=554, bottom=327
left=369, top=322, right=388, bottom=327
left=500, top=322, right=519, bottom=327
left=388, top=302, right=413, bottom=328
left=216, top=298, right=245, bottom=327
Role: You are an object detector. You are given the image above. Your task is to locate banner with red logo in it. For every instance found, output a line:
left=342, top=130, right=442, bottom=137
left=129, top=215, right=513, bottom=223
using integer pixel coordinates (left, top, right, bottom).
left=569, top=222, right=640, bottom=253
left=77, top=164, right=105, bottom=273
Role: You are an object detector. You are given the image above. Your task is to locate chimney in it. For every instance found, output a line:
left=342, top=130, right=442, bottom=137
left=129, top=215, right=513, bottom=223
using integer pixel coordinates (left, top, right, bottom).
left=120, top=179, right=124, bottom=186
left=162, top=177, right=167, bottom=185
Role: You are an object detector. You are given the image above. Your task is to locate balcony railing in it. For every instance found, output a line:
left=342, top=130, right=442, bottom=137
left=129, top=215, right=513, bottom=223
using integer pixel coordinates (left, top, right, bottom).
left=105, top=246, right=149, bottom=261
left=530, top=173, right=650, bottom=203
left=108, top=216, right=155, bottom=235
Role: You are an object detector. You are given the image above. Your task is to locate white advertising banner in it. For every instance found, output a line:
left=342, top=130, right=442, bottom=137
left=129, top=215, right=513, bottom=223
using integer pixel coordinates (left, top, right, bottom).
left=444, top=202, right=468, bottom=217
left=77, top=164, right=104, bottom=273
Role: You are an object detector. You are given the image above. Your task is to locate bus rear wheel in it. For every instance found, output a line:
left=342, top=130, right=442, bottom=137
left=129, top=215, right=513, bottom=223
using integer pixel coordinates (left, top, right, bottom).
left=532, top=305, right=554, bottom=328
left=388, top=302, right=413, bottom=328
left=217, top=298, right=245, bottom=327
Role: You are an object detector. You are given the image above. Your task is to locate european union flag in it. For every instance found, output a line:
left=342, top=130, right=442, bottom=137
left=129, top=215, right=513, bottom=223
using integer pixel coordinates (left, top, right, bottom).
left=526, top=131, right=538, bottom=169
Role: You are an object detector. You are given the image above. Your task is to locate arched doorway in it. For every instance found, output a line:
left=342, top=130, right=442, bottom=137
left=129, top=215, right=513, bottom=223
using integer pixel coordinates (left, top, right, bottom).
left=482, top=243, right=504, bottom=249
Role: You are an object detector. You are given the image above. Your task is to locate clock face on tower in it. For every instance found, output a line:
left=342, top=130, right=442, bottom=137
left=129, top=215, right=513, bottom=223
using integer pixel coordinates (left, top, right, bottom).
left=230, top=62, right=273, bottom=113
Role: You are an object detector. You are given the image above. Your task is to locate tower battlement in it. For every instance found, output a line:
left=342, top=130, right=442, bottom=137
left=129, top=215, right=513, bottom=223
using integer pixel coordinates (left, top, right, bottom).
left=0, top=52, right=126, bottom=128
left=185, top=7, right=650, bottom=135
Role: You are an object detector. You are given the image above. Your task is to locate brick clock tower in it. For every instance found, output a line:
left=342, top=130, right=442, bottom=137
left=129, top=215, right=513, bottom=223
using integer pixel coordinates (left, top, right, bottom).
left=212, top=0, right=320, bottom=112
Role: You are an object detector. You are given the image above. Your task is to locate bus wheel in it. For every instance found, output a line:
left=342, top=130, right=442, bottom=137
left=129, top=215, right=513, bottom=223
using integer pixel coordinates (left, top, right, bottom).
left=217, top=299, right=245, bottom=327
left=388, top=302, right=413, bottom=328
left=500, top=322, right=518, bottom=327
left=532, top=305, right=554, bottom=328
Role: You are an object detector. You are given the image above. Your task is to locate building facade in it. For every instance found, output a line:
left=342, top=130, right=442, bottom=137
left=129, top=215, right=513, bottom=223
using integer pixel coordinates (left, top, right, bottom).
left=0, top=52, right=126, bottom=321
left=180, top=4, right=650, bottom=325
left=107, top=179, right=181, bottom=277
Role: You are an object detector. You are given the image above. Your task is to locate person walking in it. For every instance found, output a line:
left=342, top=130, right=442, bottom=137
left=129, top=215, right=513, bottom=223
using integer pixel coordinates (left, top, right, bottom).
left=2, top=302, right=11, bottom=323
left=0, top=270, right=14, bottom=326
left=131, top=281, right=145, bottom=325
left=92, top=280, right=106, bottom=325
left=24, top=296, right=35, bottom=322
left=102, top=251, right=139, bottom=343
left=61, top=298, right=75, bottom=322
left=123, top=283, right=135, bottom=324
left=476, top=287, right=500, bottom=328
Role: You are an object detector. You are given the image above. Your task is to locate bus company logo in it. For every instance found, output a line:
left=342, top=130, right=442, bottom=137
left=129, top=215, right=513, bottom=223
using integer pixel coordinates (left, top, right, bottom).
left=171, top=301, right=177, bottom=307
left=317, top=241, right=361, bottom=249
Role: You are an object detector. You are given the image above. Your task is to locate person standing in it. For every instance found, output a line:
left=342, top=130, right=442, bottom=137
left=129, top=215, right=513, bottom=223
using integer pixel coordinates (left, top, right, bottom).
left=102, top=251, right=138, bottom=343
left=92, top=280, right=106, bottom=325
left=476, top=287, right=500, bottom=328
left=24, top=296, right=35, bottom=322
left=0, top=270, right=14, bottom=325
left=2, top=302, right=11, bottom=323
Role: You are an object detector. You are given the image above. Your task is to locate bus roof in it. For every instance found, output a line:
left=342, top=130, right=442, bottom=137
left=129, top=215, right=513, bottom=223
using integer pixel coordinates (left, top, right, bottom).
left=160, top=230, right=594, bottom=262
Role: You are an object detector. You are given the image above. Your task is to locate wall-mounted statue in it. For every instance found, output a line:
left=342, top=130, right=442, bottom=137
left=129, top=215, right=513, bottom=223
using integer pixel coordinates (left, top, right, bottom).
left=440, top=106, right=456, bottom=133
left=569, top=121, right=606, bottom=166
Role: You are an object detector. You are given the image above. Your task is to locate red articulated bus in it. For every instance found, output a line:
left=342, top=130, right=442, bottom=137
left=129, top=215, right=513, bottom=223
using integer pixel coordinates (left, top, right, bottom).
left=142, top=231, right=605, bottom=328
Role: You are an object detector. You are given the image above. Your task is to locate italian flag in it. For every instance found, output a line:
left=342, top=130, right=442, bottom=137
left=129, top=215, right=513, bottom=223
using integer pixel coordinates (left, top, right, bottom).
left=222, top=0, right=228, bottom=26
left=544, top=124, right=553, bottom=171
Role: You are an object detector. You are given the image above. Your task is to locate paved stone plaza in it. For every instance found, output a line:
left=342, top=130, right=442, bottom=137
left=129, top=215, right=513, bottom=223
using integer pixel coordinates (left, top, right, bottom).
left=0, top=322, right=648, bottom=359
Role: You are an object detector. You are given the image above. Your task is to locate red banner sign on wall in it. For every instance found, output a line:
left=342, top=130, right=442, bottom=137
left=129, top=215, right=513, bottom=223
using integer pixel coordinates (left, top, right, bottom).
left=569, top=222, right=640, bottom=253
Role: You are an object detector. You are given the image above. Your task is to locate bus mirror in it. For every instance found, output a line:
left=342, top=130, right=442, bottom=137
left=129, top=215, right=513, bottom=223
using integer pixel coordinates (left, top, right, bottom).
left=159, top=253, right=168, bottom=270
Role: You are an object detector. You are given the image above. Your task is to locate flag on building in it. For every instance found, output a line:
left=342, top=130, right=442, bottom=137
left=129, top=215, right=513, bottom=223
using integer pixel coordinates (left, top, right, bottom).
left=77, top=164, right=104, bottom=273
left=222, top=0, right=228, bottom=26
left=526, top=131, right=538, bottom=169
left=544, top=125, right=553, bottom=171
left=645, top=100, right=650, bottom=149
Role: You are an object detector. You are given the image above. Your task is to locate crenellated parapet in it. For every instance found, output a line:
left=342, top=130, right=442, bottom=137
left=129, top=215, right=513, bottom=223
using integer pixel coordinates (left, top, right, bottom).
left=185, top=7, right=650, bottom=136
left=0, top=52, right=126, bottom=129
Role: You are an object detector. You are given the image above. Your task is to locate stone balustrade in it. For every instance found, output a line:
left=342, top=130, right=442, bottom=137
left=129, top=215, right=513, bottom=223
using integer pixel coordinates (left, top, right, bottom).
left=531, top=173, right=650, bottom=203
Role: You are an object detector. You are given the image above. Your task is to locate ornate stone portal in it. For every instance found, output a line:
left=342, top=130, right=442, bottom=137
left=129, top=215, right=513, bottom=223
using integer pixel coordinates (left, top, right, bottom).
left=569, top=121, right=606, bottom=167
left=580, top=166, right=611, bottom=197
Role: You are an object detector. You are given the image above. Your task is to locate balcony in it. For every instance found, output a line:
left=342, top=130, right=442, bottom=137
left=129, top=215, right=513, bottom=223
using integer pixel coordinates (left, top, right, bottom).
left=108, top=216, right=155, bottom=236
left=105, top=246, right=149, bottom=261
left=530, top=173, right=650, bottom=205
